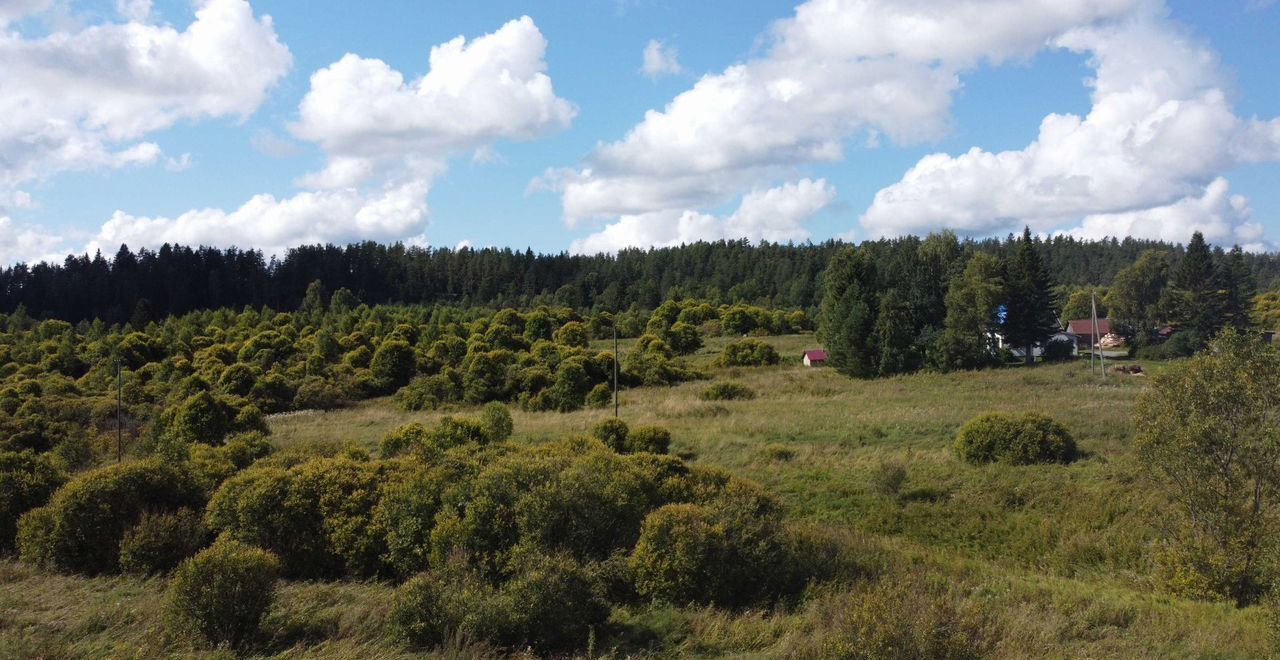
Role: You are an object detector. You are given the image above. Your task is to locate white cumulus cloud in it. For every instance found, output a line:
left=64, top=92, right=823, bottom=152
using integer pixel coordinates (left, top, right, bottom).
left=0, top=0, right=291, bottom=190
left=291, top=15, right=575, bottom=188
left=23, top=15, right=575, bottom=263
left=857, top=4, right=1280, bottom=244
left=570, top=178, right=834, bottom=254
left=641, top=39, right=682, bottom=78
left=549, top=0, right=1142, bottom=225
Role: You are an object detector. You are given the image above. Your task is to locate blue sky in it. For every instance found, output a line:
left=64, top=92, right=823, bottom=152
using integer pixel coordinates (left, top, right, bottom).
left=1, top=0, right=1278, bottom=264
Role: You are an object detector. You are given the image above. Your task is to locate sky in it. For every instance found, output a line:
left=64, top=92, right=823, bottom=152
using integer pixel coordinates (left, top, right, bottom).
left=1, top=0, right=1279, bottom=266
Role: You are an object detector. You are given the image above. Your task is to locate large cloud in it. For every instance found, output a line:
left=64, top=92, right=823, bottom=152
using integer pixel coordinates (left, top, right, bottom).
left=0, top=0, right=291, bottom=189
left=291, top=15, right=575, bottom=189
left=0, top=15, right=575, bottom=265
left=569, top=178, right=835, bottom=254
left=85, top=176, right=435, bottom=258
left=860, top=6, right=1280, bottom=246
left=549, top=0, right=1142, bottom=225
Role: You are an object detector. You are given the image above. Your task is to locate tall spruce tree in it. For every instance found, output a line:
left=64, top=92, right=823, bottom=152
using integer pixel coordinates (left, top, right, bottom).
left=1002, top=227, right=1058, bottom=365
left=1217, top=245, right=1255, bottom=331
left=818, top=247, right=880, bottom=378
left=1170, top=232, right=1220, bottom=336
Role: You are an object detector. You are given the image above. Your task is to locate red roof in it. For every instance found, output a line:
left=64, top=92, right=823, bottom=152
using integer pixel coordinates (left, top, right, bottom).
left=1066, top=318, right=1112, bottom=336
left=804, top=349, right=827, bottom=361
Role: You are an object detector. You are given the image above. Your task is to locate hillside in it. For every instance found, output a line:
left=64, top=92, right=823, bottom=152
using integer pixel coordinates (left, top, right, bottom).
left=1, top=335, right=1268, bottom=658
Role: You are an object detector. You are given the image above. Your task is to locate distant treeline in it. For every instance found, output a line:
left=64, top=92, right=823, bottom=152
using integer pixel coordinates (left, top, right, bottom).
left=4, top=235, right=1280, bottom=324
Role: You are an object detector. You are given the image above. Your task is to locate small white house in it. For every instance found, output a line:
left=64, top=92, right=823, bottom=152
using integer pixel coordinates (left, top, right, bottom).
left=992, top=331, right=1078, bottom=358
left=802, top=349, right=827, bottom=367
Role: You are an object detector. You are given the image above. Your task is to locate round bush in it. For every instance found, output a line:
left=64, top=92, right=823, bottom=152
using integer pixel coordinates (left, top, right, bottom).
left=0, top=449, right=66, bottom=553
left=591, top=418, right=629, bottom=452
left=717, top=339, right=780, bottom=367
left=390, top=551, right=606, bottom=652
left=630, top=480, right=792, bottom=608
left=627, top=425, right=671, bottom=454
left=700, top=381, right=757, bottom=401
left=479, top=402, right=514, bottom=442
left=17, top=460, right=204, bottom=574
left=119, top=508, right=206, bottom=574
left=166, top=538, right=280, bottom=648
left=585, top=382, right=612, bottom=409
left=954, top=412, right=1076, bottom=465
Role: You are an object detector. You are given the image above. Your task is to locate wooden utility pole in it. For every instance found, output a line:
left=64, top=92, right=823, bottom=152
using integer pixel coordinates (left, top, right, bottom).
left=613, top=322, right=619, bottom=418
left=116, top=356, right=123, bottom=462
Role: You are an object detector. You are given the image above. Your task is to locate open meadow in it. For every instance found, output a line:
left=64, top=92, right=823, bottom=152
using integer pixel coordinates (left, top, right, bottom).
left=5, top=334, right=1264, bottom=658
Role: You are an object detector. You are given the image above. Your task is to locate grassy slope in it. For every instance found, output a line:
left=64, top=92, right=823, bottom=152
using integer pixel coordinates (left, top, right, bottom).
left=1, top=335, right=1268, bottom=658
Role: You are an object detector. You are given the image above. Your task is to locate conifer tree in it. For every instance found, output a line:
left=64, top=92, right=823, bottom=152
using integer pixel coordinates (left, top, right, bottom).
left=1002, top=227, right=1057, bottom=365
left=1170, top=232, right=1220, bottom=336
left=818, top=247, right=879, bottom=378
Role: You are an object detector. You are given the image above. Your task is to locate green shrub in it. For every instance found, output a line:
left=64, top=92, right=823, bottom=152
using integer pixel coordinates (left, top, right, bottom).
left=515, top=451, right=657, bottom=561
left=389, top=551, right=606, bottom=652
left=628, top=425, right=671, bottom=454
left=168, top=391, right=232, bottom=445
left=954, top=412, right=1076, bottom=465
left=700, top=381, right=757, bottom=401
left=717, top=338, right=780, bottom=367
left=380, top=423, right=429, bottom=459
left=119, top=508, right=206, bottom=574
left=370, top=339, right=417, bottom=393
left=585, top=382, right=612, bottom=408
left=17, top=460, right=204, bottom=574
left=166, top=538, right=280, bottom=648
left=0, top=450, right=66, bottom=553
left=630, top=479, right=791, bottom=607
left=479, top=402, right=514, bottom=442
left=591, top=418, right=630, bottom=452
left=206, top=457, right=410, bottom=579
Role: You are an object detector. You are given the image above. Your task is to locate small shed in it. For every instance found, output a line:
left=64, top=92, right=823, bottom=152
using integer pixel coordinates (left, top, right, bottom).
left=802, top=349, right=827, bottom=367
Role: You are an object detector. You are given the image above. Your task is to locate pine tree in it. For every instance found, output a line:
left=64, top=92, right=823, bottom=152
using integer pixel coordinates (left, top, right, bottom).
left=818, top=247, right=879, bottom=378
left=1217, top=245, right=1255, bottom=331
left=1170, top=232, right=1220, bottom=336
left=1002, top=227, right=1057, bottom=365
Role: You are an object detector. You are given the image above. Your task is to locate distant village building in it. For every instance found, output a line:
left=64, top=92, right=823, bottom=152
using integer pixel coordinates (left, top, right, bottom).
left=802, top=349, right=827, bottom=367
left=993, top=331, right=1078, bottom=359
left=1065, top=318, right=1114, bottom=350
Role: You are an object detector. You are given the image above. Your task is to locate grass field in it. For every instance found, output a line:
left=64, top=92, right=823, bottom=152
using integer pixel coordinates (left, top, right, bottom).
left=1, top=334, right=1270, bottom=658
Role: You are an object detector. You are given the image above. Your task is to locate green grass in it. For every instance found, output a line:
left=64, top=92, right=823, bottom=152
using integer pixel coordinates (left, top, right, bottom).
left=2, top=335, right=1270, bottom=657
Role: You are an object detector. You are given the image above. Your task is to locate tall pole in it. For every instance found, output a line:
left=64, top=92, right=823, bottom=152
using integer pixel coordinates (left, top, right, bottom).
left=116, top=356, right=123, bottom=462
left=1090, top=295, right=1100, bottom=376
left=613, top=322, right=619, bottom=418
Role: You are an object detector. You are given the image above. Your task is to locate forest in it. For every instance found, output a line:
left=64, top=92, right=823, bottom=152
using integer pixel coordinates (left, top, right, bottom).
left=6, top=232, right=1280, bottom=325
left=2, top=230, right=1280, bottom=657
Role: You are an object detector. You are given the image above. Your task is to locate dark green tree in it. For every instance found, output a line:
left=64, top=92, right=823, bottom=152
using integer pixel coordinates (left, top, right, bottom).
left=1169, top=232, right=1220, bottom=336
left=1002, top=227, right=1057, bottom=365
left=818, top=247, right=879, bottom=378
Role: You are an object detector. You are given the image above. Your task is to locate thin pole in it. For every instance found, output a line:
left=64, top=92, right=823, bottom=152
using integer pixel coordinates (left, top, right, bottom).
left=613, top=321, right=619, bottom=418
left=116, top=356, right=123, bottom=462
left=1090, top=295, right=1100, bottom=376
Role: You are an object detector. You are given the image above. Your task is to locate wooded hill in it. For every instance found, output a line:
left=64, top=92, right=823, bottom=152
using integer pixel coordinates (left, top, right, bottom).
left=5, top=233, right=1279, bottom=324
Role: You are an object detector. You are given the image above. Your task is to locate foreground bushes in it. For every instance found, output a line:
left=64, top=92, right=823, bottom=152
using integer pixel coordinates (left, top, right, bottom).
left=17, top=460, right=205, bottom=574
left=954, top=412, right=1076, bottom=465
left=717, top=339, right=780, bottom=367
left=390, top=551, right=608, bottom=652
left=700, top=381, right=757, bottom=401
left=166, top=538, right=280, bottom=648
left=119, top=508, right=206, bottom=574
left=0, top=449, right=65, bottom=552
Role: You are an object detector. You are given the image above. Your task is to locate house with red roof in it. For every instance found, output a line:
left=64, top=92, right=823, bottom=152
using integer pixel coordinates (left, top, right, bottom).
left=1065, top=318, right=1114, bottom=349
left=802, top=349, right=827, bottom=367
